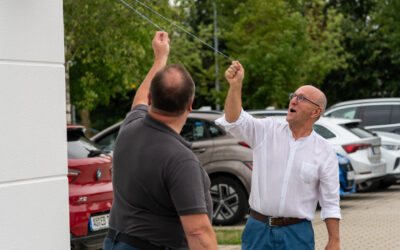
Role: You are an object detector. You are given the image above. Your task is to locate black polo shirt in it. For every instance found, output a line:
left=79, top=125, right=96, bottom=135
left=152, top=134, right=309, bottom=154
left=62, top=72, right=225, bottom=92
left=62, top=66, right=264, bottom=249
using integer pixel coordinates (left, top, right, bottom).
left=109, top=105, right=212, bottom=249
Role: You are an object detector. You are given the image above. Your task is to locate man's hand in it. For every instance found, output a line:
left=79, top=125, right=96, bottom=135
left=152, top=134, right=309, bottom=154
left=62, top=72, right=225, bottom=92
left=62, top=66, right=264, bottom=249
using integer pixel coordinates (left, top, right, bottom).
left=223, top=61, right=244, bottom=122
left=325, top=239, right=340, bottom=250
left=152, top=31, right=170, bottom=63
left=131, top=31, right=170, bottom=109
left=225, top=61, right=244, bottom=88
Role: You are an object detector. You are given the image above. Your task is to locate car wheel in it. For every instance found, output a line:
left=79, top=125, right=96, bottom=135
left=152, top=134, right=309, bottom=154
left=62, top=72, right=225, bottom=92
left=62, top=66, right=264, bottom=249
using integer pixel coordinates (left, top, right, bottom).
left=356, top=180, right=379, bottom=192
left=379, top=179, right=395, bottom=189
left=210, top=176, right=248, bottom=225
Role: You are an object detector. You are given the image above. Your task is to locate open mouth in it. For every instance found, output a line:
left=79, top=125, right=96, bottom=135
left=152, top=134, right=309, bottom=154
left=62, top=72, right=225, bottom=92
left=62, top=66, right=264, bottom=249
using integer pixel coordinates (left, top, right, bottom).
left=289, top=108, right=296, bottom=113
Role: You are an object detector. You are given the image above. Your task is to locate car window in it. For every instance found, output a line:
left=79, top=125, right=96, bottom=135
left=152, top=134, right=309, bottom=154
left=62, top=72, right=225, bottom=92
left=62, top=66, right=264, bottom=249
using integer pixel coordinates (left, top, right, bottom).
left=313, top=124, right=336, bottom=139
left=205, top=121, right=225, bottom=138
left=391, top=105, right=400, bottom=123
left=95, top=129, right=119, bottom=152
left=68, top=131, right=103, bottom=159
left=181, top=119, right=206, bottom=142
left=341, top=122, right=374, bottom=138
left=328, top=107, right=357, bottom=119
left=360, top=105, right=391, bottom=126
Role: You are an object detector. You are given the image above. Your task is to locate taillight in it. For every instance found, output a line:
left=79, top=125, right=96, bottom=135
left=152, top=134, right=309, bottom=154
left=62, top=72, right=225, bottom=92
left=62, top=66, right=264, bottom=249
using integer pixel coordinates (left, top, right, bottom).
left=238, top=141, right=251, bottom=148
left=244, top=161, right=253, bottom=170
left=342, top=143, right=371, bottom=154
left=68, top=169, right=80, bottom=183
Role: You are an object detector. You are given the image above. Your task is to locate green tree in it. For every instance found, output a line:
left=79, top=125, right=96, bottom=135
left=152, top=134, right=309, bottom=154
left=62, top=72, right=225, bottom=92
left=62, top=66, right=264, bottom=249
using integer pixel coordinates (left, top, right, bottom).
left=224, top=0, right=346, bottom=109
left=321, top=0, right=400, bottom=105
left=64, top=0, right=170, bottom=133
left=65, top=0, right=210, bottom=131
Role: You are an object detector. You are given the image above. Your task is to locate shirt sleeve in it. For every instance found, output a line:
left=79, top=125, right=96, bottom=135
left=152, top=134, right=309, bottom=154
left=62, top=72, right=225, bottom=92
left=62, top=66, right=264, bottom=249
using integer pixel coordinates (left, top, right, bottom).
left=166, top=159, right=210, bottom=216
left=120, top=104, right=148, bottom=131
left=318, top=149, right=342, bottom=220
left=215, top=109, right=273, bottom=149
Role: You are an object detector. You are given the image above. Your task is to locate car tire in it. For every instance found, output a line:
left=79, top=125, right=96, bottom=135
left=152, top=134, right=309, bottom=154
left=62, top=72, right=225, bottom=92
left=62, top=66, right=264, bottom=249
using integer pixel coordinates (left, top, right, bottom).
left=356, top=180, right=379, bottom=192
left=379, top=179, right=395, bottom=189
left=210, top=176, right=248, bottom=226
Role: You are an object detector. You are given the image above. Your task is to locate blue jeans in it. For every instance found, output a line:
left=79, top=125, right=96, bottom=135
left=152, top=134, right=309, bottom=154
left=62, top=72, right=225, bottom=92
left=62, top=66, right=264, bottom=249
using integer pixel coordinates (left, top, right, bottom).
left=103, top=230, right=174, bottom=250
left=241, top=215, right=315, bottom=250
left=103, top=232, right=140, bottom=250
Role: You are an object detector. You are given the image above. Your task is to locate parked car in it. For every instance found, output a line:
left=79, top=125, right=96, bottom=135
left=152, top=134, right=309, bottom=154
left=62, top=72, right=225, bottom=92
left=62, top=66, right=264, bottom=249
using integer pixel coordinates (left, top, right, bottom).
left=337, top=153, right=356, bottom=196
left=324, top=98, right=400, bottom=134
left=374, top=131, right=400, bottom=188
left=91, top=110, right=253, bottom=225
left=248, top=110, right=386, bottom=192
left=67, top=125, right=113, bottom=250
left=247, top=109, right=288, bottom=117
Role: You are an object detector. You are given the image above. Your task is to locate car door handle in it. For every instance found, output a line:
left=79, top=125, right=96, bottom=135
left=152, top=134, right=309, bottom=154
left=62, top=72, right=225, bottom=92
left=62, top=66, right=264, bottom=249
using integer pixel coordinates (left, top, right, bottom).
left=193, top=148, right=206, bottom=153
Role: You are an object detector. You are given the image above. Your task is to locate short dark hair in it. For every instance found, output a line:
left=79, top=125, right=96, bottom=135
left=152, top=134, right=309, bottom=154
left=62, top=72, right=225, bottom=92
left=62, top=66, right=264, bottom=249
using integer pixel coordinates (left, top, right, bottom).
left=150, top=64, right=195, bottom=116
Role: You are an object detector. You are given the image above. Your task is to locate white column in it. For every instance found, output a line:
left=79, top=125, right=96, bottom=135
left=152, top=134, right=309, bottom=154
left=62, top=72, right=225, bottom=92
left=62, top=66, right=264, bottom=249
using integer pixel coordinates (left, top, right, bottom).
left=0, top=0, right=69, bottom=249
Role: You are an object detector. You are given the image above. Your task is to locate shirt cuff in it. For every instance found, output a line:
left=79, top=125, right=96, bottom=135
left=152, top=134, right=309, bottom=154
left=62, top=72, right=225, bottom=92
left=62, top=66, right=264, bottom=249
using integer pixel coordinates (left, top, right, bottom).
left=321, top=207, right=342, bottom=220
left=215, top=109, right=248, bottom=128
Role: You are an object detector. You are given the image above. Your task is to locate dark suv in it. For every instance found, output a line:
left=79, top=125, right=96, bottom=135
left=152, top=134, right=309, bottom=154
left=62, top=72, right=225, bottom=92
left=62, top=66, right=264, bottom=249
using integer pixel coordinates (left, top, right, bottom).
left=91, top=111, right=253, bottom=225
left=324, top=98, right=400, bottom=134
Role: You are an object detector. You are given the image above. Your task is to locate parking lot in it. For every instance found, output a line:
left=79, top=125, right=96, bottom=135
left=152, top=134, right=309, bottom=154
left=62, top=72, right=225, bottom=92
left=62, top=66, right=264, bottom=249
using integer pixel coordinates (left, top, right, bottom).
left=218, top=182, right=400, bottom=250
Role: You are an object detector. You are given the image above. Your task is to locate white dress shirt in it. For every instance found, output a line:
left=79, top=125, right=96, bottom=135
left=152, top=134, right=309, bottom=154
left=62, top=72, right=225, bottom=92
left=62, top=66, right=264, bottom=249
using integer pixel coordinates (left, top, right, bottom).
left=216, top=110, right=341, bottom=220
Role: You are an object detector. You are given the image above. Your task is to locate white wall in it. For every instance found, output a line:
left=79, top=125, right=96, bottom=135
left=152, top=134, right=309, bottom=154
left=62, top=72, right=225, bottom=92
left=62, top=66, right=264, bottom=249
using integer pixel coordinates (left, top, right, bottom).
left=0, top=0, right=69, bottom=249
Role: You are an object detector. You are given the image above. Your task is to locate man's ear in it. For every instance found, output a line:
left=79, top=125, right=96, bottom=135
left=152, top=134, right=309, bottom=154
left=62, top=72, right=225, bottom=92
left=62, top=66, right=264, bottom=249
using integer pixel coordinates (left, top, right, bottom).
left=311, top=107, right=322, bottom=119
left=147, top=93, right=151, bottom=106
left=187, top=99, right=194, bottom=112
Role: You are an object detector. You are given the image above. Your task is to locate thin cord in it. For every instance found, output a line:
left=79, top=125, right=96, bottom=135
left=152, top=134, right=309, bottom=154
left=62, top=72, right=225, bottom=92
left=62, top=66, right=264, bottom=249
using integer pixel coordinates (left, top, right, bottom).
left=120, top=0, right=165, bottom=31
left=119, top=0, right=234, bottom=61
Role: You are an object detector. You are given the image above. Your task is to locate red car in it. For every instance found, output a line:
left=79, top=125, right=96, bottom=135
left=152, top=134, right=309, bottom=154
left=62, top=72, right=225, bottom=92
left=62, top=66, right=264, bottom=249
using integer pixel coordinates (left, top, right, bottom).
left=67, top=125, right=113, bottom=250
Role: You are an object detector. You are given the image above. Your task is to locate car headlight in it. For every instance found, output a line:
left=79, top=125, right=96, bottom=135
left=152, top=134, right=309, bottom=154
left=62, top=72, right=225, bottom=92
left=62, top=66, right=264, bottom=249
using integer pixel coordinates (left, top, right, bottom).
left=381, top=144, right=400, bottom=151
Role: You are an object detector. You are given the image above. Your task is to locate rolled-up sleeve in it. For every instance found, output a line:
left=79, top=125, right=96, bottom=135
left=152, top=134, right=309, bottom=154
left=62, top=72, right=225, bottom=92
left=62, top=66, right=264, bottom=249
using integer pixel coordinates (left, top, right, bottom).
left=215, top=109, right=271, bottom=149
left=318, top=150, right=341, bottom=220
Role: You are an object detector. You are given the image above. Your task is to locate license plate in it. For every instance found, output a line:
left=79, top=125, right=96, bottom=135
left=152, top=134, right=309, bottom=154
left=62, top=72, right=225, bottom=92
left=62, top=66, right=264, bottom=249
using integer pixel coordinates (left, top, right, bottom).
left=347, top=171, right=355, bottom=180
left=89, top=213, right=109, bottom=231
left=372, top=146, right=381, bottom=155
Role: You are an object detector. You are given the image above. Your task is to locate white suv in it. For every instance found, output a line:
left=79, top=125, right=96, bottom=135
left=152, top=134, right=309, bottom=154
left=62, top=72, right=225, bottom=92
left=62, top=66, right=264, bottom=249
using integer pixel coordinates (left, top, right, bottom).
left=324, top=98, right=400, bottom=134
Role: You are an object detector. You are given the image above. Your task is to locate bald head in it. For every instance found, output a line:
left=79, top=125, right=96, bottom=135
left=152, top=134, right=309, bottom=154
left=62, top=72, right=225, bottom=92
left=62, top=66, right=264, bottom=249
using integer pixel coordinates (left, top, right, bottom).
left=150, top=64, right=195, bottom=116
left=297, top=85, right=327, bottom=113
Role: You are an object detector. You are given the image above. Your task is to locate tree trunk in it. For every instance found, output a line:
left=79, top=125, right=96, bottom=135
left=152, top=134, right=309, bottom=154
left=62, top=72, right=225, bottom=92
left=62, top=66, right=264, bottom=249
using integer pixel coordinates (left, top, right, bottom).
left=80, top=108, right=93, bottom=137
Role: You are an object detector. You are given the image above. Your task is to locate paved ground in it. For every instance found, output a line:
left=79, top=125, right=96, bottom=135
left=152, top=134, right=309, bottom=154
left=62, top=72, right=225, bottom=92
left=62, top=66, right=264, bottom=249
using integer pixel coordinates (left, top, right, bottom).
left=217, top=182, right=400, bottom=249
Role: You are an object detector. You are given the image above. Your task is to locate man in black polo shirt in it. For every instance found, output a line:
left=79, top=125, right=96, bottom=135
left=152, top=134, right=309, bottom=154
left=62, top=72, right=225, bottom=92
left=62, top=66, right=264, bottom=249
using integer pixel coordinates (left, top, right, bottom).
left=103, top=31, right=217, bottom=250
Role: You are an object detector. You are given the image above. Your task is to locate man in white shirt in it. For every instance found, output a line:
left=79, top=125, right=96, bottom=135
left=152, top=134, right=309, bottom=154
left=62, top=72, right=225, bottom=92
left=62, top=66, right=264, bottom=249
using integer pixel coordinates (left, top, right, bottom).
left=216, top=61, right=341, bottom=250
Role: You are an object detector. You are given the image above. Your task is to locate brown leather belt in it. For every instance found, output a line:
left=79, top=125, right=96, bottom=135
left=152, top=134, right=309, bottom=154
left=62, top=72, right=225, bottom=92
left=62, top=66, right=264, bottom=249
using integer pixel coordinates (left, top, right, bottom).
left=250, top=209, right=305, bottom=227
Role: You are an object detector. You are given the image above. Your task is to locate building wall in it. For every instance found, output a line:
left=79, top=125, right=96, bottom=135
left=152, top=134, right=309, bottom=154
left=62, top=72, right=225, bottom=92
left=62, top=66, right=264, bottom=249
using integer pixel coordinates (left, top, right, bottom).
left=0, top=1, right=69, bottom=249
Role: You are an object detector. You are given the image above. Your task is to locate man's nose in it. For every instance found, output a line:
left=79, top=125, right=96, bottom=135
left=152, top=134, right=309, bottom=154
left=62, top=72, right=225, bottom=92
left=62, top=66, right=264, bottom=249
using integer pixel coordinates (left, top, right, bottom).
left=290, top=96, right=298, bottom=105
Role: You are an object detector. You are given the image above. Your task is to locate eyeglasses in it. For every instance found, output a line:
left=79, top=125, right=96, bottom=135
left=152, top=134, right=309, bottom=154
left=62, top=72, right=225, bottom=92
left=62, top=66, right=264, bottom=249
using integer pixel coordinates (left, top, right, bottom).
left=289, top=93, right=320, bottom=107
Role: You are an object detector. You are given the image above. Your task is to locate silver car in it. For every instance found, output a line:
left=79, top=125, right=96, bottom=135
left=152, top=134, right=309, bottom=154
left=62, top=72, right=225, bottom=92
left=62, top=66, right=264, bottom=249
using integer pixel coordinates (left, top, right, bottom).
left=324, top=98, right=400, bottom=134
left=91, top=110, right=252, bottom=225
left=248, top=110, right=386, bottom=192
left=374, top=131, right=400, bottom=188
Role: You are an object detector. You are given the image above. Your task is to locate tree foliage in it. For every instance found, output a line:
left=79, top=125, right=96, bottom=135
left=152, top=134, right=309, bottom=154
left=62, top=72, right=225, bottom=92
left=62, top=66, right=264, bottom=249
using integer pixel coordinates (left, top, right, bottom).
left=64, top=0, right=168, bottom=111
left=321, top=0, right=400, bottom=105
left=224, top=0, right=346, bottom=109
left=64, top=0, right=400, bottom=130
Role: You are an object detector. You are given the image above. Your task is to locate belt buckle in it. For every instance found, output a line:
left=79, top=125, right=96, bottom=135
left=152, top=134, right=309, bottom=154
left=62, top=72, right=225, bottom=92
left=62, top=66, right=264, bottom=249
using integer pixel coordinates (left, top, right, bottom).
left=269, top=216, right=278, bottom=227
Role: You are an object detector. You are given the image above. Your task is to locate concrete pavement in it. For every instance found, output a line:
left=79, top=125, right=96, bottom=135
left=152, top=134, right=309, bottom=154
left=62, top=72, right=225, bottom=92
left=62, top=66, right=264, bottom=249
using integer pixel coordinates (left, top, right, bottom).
left=217, top=183, right=400, bottom=249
